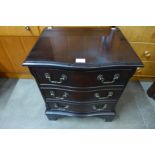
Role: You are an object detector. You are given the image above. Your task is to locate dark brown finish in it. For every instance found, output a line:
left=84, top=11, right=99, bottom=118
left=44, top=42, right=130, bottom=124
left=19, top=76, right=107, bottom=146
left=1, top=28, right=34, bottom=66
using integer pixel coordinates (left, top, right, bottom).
left=147, top=82, right=155, bottom=100
left=23, top=27, right=143, bottom=122
left=46, top=101, right=116, bottom=113
left=41, top=87, right=123, bottom=102
left=23, top=27, right=143, bottom=69
left=31, top=68, right=135, bottom=88
left=45, top=110, right=116, bottom=121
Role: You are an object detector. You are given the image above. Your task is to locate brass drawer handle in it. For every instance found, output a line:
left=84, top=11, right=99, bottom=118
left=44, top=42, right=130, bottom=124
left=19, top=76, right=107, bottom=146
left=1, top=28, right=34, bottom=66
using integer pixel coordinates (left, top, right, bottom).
left=45, top=73, right=67, bottom=84
left=50, top=91, right=69, bottom=100
left=97, top=74, right=120, bottom=84
left=24, top=26, right=30, bottom=31
left=137, top=67, right=142, bottom=73
left=94, top=91, right=113, bottom=100
left=92, top=104, right=107, bottom=111
left=144, top=51, right=151, bottom=57
left=54, top=103, right=69, bottom=110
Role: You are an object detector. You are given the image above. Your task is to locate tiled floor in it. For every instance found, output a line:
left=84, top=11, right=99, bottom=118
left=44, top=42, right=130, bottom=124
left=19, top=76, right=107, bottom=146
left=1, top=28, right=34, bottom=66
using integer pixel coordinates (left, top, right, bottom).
left=0, top=78, right=155, bottom=129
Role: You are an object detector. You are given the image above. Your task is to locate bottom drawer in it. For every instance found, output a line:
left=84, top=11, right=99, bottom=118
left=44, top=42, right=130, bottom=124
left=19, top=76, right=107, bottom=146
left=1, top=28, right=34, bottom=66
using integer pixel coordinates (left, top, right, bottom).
left=46, top=101, right=116, bottom=113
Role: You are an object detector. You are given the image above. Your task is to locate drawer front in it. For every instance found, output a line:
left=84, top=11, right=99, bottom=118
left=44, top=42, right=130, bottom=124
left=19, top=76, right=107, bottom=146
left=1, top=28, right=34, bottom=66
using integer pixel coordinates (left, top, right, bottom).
left=130, top=43, right=155, bottom=61
left=119, top=26, right=155, bottom=43
left=32, top=68, right=134, bottom=88
left=134, top=61, right=155, bottom=77
left=41, top=87, right=123, bottom=102
left=46, top=101, right=116, bottom=113
left=0, top=26, right=39, bottom=36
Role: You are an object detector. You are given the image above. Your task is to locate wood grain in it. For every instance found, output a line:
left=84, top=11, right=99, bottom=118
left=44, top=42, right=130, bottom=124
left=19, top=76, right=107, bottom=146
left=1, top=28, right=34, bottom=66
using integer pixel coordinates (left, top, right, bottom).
left=26, top=27, right=139, bottom=121
left=0, top=40, right=15, bottom=73
left=38, top=26, right=111, bottom=34
left=0, top=36, right=29, bottom=73
left=20, top=37, right=38, bottom=55
left=131, top=76, right=155, bottom=81
left=134, top=61, right=155, bottom=77
left=119, top=26, right=155, bottom=43
left=0, top=26, right=40, bottom=36
left=24, top=27, right=143, bottom=68
left=0, top=26, right=154, bottom=80
left=39, top=26, right=47, bottom=33
left=130, top=42, right=155, bottom=61
left=0, top=72, right=33, bottom=78
left=0, top=36, right=38, bottom=78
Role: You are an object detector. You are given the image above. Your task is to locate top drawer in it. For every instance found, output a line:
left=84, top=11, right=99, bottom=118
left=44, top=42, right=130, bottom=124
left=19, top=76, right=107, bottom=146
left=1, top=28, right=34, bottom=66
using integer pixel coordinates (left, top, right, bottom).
left=31, top=68, right=135, bottom=88
left=119, top=26, right=155, bottom=43
left=0, top=26, right=39, bottom=36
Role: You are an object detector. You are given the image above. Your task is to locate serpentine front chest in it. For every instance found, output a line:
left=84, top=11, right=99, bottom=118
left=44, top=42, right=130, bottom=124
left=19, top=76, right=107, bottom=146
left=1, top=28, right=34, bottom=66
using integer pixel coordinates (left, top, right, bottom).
left=23, top=27, right=143, bottom=121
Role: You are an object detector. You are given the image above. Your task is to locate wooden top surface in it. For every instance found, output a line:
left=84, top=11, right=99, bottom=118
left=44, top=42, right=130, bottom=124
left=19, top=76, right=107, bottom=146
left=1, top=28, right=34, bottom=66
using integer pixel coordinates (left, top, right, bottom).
left=23, top=27, right=143, bottom=69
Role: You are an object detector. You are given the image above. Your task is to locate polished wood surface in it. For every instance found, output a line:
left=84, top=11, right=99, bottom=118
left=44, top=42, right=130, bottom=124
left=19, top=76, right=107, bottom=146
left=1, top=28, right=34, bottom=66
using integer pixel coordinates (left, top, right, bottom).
left=38, top=26, right=111, bottom=34
left=47, top=101, right=116, bottom=113
left=31, top=68, right=134, bottom=88
left=24, top=27, right=143, bottom=121
left=41, top=87, right=123, bottom=102
left=24, top=27, right=143, bottom=69
left=0, top=26, right=40, bottom=36
left=0, top=26, right=154, bottom=79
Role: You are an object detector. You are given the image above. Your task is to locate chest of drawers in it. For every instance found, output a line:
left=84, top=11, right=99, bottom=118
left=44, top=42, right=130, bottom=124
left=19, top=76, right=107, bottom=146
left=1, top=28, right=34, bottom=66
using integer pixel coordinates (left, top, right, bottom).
left=23, top=27, right=143, bottom=122
left=119, top=26, right=155, bottom=78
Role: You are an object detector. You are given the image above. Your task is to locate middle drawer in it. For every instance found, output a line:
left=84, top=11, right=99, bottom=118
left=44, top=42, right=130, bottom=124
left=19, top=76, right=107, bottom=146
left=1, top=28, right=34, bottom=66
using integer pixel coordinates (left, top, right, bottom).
left=40, top=87, right=123, bottom=103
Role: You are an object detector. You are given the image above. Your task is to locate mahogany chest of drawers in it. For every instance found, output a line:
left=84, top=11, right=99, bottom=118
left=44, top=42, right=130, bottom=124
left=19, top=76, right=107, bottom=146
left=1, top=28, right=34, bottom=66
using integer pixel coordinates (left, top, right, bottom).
left=23, top=27, right=143, bottom=122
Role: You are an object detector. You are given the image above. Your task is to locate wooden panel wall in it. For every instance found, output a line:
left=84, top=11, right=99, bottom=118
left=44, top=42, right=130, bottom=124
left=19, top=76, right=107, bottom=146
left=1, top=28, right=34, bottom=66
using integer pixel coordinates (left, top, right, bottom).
left=0, top=26, right=39, bottom=36
left=0, top=26, right=39, bottom=78
left=119, top=26, right=155, bottom=80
